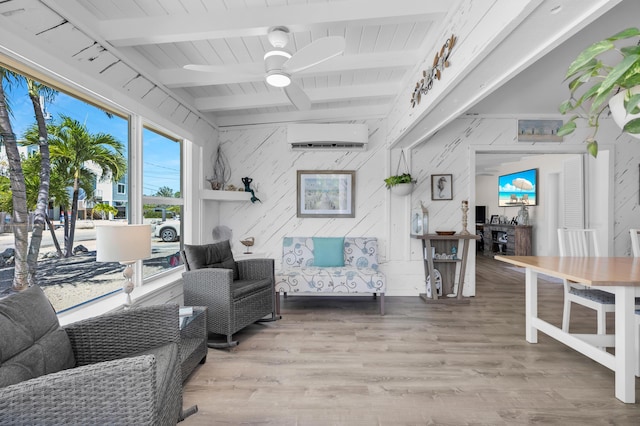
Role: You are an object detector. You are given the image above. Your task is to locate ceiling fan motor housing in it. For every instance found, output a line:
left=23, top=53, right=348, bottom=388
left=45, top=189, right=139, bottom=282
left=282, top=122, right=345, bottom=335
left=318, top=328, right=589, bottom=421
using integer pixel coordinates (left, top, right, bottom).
left=264, top=50, right=292, bottom=87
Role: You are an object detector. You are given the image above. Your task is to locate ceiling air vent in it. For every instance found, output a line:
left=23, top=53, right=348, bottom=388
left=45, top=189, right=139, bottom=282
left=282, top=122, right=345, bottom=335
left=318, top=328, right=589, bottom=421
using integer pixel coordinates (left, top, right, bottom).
left=287, top=123, right=368, bottom=151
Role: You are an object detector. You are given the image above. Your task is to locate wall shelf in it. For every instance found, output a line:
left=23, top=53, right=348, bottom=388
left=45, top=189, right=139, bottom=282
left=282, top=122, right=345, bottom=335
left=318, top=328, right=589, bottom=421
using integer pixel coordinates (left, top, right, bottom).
left=200, top=189, right=251, bottom=201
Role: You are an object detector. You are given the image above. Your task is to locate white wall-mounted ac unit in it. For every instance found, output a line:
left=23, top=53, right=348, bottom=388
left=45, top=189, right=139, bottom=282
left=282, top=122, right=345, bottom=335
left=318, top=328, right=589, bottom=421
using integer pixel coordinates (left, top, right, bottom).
left=287, top=123, right=368, bottom=151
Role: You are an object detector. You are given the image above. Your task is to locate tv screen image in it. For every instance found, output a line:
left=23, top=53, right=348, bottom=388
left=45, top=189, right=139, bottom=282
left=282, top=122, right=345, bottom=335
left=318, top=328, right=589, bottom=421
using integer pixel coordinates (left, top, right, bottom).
left=498, top=168, right=537, bottom=207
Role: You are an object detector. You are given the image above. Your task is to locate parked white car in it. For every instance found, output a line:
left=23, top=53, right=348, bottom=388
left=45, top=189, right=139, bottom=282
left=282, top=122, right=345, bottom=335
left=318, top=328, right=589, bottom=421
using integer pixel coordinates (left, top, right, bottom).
left=151, top=219, right=181, bottom=242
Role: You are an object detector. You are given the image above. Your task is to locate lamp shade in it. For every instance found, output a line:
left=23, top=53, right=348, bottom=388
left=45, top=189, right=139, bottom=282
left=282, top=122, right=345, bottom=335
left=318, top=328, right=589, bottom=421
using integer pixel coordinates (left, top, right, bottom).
left=96, top=224, right=152, bottom=263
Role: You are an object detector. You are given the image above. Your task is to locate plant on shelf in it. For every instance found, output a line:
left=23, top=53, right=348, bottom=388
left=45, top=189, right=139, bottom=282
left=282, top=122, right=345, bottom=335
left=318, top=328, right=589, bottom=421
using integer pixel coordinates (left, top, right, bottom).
left=558, top=27, right=640, bottom=157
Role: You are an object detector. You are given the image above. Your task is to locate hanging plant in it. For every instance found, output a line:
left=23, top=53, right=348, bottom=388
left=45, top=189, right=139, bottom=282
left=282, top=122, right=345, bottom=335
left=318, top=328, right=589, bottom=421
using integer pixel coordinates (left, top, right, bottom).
left=207, top=146, right=231, bottom=190
left=385, top=150, right=416, bottom=196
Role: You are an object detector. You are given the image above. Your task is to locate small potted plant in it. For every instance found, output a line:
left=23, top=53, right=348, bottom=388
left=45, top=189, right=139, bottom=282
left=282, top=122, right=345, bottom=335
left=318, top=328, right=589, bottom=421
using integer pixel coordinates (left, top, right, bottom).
left=385, top=150, right=416, bottom=196
left=558, top=27, right=640, bottom=157
left=384, top=173, right=416, bottom=196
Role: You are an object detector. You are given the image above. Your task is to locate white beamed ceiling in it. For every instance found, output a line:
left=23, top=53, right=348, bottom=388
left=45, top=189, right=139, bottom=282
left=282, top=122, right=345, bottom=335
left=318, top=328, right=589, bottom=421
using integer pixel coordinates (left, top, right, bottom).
left=0, top=0, right=628, bottom=132
left=30, top=0, right=447, bottom=127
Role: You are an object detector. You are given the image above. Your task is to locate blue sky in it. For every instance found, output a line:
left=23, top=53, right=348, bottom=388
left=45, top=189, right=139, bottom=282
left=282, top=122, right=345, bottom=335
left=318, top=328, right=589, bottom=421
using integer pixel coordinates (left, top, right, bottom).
left=4, top=78, right=180, bottom=196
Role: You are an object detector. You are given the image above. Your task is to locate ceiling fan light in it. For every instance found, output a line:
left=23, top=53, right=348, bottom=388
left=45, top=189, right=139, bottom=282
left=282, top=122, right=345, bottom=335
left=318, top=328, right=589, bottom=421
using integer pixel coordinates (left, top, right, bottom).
left=263, top=50, right=291, bottom=60
left=266, top=71, right=291, bottom=87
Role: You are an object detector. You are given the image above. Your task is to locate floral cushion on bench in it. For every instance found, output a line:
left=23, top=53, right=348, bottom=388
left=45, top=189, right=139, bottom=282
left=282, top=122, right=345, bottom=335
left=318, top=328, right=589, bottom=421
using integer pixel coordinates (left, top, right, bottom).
left=275, top=237, right=385, bottom=294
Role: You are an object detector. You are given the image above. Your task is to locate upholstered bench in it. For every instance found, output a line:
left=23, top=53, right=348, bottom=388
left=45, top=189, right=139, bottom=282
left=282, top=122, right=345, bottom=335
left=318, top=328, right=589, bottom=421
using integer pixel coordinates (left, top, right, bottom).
left=274, top=237, right=386, bottom=315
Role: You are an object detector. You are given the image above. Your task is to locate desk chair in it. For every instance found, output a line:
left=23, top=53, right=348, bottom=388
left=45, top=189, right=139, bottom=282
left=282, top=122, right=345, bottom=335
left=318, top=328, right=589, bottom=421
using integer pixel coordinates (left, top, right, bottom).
left=630, top=228, right=640, bottom=376
left=557, top=229, right=614, bottom=336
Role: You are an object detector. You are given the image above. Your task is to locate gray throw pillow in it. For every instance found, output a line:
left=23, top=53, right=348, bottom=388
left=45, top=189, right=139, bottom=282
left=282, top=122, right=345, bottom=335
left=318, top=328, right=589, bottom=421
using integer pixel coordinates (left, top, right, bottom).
left=183, top=240, right=238, bottom=280
left=0, top=285, right=76, bottom=387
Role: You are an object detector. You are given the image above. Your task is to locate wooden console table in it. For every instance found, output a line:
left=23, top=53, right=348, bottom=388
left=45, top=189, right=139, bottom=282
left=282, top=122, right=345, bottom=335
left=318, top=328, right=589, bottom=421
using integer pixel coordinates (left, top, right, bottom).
left=412, top=233, right=479, bottom=304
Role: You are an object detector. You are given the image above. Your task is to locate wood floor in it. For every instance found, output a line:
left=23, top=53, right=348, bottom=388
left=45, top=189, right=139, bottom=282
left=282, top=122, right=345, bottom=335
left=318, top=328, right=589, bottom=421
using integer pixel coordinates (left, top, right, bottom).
left=181, top=256, right=640, bottom=425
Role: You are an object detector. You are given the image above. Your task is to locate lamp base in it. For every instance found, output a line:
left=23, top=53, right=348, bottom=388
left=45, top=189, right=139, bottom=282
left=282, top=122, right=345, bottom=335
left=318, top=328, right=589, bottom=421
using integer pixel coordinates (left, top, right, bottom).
left=121, top=261, right=135, bottom=307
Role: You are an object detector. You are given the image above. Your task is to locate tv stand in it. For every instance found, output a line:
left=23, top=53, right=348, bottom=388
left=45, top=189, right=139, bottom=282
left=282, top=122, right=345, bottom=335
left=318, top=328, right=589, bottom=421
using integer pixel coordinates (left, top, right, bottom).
left=482, top=224, right=532, bottom=256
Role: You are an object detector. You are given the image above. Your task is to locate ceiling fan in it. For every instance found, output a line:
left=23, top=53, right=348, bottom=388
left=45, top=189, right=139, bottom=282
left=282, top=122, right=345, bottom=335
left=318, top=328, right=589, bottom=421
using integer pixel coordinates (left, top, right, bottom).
left=184, top=26, right=345, bottom=111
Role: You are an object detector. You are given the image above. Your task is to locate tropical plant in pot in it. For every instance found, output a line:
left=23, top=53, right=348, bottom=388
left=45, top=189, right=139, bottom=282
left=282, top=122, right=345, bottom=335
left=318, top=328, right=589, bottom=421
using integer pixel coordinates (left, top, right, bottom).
left=385, top=150, right=416, bottom=196
left=558, top=27, right=640, bottom=157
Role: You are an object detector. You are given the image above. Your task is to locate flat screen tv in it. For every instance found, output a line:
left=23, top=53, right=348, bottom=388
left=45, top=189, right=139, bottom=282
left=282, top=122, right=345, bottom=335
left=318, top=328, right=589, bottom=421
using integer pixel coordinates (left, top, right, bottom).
left=498, top=168, right=538, bottom=207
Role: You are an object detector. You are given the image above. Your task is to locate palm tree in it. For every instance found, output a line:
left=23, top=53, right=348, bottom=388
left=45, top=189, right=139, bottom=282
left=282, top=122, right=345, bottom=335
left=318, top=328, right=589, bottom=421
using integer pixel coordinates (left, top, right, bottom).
left=155, top=186, right=176, bottom=198
left=24, top=80, right=56, bottom=280
left=20, top=152, right=70, bottom=258
left=0, top=69, right=29, bottom=290
left=45, top=115, right=126, bottom=257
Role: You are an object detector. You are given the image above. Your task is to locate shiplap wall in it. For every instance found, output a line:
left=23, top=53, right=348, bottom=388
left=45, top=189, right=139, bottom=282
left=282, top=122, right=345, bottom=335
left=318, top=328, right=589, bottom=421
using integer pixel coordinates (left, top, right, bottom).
left=212, top=119, right=388, bottom=256
left=211, top=116, right=640, bottom=296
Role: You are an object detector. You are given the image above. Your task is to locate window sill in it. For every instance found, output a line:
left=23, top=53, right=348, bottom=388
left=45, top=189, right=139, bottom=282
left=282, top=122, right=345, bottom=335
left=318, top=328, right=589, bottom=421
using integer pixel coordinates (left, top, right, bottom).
left=58, top=268, right=184, bottom=326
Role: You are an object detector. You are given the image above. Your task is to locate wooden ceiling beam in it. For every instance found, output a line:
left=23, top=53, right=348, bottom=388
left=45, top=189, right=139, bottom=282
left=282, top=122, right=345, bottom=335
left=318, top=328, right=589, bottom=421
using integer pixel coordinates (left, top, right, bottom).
left=195, top=83, right=400, bottom=111
left=215, top=104, right=390, bottom=127
left=98, top=0, right=447, bottom=46
left=159, top=51, right=415, bottom=87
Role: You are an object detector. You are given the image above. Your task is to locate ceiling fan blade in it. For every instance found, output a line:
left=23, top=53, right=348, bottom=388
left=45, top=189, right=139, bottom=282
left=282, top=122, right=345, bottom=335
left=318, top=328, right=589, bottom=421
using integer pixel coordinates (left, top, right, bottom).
left=284, top=82, right=311, bottom=111
left=284, top=36, right=345, bottom=74
left=183, top=63, right=262, bottom=75
left=184, top=64, right=227, bottom=72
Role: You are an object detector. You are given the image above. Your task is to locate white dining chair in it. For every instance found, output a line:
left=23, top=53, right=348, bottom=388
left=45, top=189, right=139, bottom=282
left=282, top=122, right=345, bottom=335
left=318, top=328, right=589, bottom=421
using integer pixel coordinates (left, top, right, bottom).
left=630, top=228, right=640, bottom=377
left=557, top=229, right=614, bottom=336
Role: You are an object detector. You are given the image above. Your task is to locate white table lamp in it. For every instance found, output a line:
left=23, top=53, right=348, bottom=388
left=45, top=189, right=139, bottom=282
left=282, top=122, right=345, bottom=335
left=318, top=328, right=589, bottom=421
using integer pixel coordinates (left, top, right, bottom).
left=96, top=224, right=152, bottom=306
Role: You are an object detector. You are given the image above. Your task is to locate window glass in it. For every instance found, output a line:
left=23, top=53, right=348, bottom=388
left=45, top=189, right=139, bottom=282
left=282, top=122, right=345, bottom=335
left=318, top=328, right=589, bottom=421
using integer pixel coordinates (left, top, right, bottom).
left=141, top=127, right=183, bottom=277
left=0, top=69, right=130, bottom=312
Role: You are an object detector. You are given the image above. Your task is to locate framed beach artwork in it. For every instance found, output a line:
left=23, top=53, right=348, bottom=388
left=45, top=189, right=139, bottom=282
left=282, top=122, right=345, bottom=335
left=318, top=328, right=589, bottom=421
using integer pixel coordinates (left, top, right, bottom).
left=431, top=174, right=452, bottom=200
left=297, top=170, right=355, bottom=218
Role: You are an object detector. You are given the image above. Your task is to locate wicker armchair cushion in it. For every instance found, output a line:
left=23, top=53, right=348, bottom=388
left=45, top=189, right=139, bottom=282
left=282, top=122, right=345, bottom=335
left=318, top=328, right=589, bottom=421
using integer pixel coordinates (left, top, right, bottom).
left=183, top=240, right=239, bottom=280
left=0, top=285, right=75, bottom=387
left=233, top=278, right=273, bottom=299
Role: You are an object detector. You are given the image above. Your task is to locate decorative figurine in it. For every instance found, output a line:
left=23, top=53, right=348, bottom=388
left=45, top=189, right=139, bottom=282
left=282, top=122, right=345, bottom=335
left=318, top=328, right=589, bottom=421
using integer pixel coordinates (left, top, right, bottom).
left=460, top=200, right=470, bottom=235
left=420, top=201, right=429, bottom=235
left=240, top=237, right=255, bottom=254
left=242, top=177, right=261, bottom=203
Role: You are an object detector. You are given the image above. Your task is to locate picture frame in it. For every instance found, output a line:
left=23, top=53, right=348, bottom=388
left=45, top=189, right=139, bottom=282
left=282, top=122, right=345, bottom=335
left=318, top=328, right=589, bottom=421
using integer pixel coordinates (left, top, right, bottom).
left=297, top=170, right=355, bottom=218
left=490, top=214, right=500, bottom=224
left=517, top=119, right=563, bottom=142
left=431, top=174, right=453, bottom=200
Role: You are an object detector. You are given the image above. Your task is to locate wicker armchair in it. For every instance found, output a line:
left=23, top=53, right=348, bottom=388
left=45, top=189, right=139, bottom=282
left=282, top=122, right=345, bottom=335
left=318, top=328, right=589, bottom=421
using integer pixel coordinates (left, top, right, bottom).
left=181, top=240, right=278, bottom=348
left=0, top=286, right=183, bottom=425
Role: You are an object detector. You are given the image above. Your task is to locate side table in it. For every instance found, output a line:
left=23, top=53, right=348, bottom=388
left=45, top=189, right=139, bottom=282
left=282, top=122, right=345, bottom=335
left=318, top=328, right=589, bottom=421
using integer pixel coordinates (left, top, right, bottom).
left=179, top=306, right=207, bottom=382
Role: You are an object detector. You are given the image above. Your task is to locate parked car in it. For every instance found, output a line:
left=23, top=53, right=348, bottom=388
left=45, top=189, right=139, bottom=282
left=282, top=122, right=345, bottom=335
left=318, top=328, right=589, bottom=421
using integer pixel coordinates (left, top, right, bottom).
left=152, top=219, right=180, bottom=242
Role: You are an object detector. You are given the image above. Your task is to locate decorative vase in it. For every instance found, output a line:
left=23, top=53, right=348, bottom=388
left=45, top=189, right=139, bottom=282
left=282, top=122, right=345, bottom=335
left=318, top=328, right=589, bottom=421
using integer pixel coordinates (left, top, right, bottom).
left=390, top=182, right=414, bottom=196
left=609, top=86, right=640, bottom=139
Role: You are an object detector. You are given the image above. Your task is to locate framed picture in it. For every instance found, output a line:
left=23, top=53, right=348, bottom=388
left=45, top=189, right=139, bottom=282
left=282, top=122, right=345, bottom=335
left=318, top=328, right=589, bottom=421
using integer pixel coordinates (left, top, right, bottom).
left=431, top=174, right=452, bottom=200
left=297, top=170, right=355, bottom=218
left=490, top=214, right=500, bottom=224
left=517, top=119, right=563, bottom=142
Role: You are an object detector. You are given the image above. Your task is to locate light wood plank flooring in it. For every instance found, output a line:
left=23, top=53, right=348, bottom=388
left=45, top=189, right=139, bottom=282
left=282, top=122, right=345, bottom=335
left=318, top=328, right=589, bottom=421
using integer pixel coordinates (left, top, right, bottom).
left=181, top=256, right=640, bottom=425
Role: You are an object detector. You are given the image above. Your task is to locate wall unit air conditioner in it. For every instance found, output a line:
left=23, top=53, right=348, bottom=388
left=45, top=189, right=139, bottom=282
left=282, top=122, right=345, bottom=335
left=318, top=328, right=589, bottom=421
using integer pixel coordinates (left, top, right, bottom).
left=287, top=123, right=368, bottom=151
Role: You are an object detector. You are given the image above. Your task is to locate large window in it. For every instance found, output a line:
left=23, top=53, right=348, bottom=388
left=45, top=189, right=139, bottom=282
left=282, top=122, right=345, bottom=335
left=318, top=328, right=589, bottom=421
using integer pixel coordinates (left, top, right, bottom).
left=142, top=127, right=184, bottom=277
left=0, top=65, right=185, bottom=312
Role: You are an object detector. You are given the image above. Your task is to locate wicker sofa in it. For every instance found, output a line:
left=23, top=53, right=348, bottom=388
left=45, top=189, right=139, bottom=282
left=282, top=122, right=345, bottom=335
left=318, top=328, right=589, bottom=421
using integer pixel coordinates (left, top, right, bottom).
left=275, top=237, right=386, bottom=314
left=0, top=285, right=183, bottom=425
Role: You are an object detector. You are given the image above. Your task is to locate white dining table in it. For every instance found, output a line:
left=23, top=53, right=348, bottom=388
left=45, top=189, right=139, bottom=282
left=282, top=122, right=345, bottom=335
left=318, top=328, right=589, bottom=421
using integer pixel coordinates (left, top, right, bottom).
left=495, top=255, right=640, bottom=404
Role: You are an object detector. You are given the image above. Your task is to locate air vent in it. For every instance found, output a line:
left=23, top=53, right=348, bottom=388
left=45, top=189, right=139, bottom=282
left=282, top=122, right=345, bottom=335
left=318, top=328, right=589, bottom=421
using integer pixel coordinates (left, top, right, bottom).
left=287, top=123, right=368, bottom=151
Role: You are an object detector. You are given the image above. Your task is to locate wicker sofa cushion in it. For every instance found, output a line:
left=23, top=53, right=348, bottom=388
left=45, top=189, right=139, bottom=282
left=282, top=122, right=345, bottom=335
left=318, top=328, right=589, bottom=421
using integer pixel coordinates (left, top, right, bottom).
left=184, top=240, right=239, bottom=280
left=0, top=285, right=76, bottom=388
